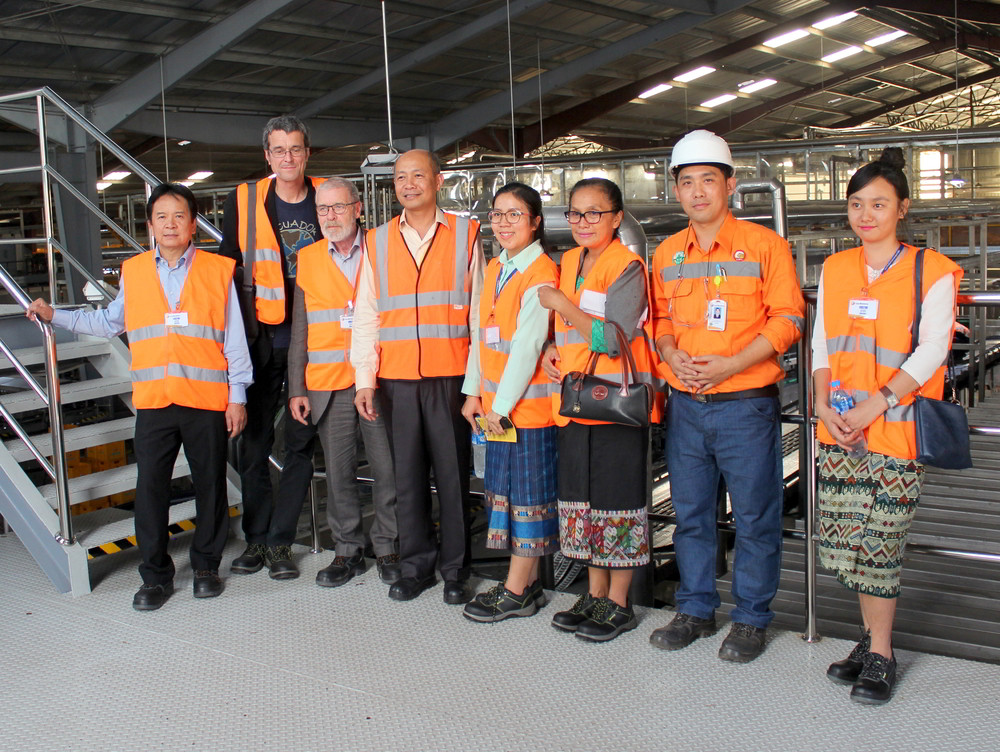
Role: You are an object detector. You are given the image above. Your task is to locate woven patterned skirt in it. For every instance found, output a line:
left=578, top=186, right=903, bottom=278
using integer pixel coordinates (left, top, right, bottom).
left=483, top=425, right=559, bottom=557
left=817, top=443, right=925, bottom=598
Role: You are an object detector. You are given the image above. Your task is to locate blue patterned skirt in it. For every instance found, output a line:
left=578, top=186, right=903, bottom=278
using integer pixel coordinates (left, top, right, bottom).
left=483, top=425, right=559, bottom=556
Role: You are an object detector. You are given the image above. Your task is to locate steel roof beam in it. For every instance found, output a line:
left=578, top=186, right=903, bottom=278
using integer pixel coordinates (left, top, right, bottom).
left=875, top=0, right=1000, bottom=25
left=91, top=0, right=299, bottom=132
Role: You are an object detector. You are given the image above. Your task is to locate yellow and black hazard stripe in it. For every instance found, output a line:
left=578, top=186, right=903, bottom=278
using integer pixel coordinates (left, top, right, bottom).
left=87, top=506, right=241, bottom=559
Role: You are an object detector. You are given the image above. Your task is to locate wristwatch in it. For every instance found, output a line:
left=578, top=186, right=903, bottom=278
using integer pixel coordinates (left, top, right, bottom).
left=879, top=386, right=900, bottom=409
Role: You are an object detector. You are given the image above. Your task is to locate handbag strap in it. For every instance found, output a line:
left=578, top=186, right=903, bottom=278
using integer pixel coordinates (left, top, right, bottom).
left=909, top=247, right=958, bottom=399
left=582, top=320, right=640, bottom=387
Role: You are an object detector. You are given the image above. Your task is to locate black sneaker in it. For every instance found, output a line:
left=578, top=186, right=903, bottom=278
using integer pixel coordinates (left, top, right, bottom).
left=827, top=630, right=871, bottom=684
left=463, top=583, right=540, bottom=623
left=575, top=597, right=638, bottom=642
left=649, top=612, right=717, bottom=651
left=850, top=652, right=897, bottom=705
left=551, top=592, right=596, bottom=632
left=316, top=551, right=366, bottom=588
left=230, top=543, right=265, bottom=575
left=264, top=545, right=299, bottom=580
left=718, top=622, right=768, bottom=663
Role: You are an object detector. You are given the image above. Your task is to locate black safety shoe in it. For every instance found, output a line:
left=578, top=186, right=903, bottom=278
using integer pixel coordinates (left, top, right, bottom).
left=375, top=554, right=402, bottom=584
left=551, top=592, right=596, bottom=632
left=132, top=582, right=174, bottom=611
left=193, top=570, right=223, bottom=598
left=575, top=598, right=638, bottom=642
left=264, top=545, right=299, bottom=580
left=230, top=543, right=265, bottom=574
left=827, top=630, right=871, bottom=684
left=463, top=583, right=540, bottom=623
left=718, top=622, right=768, bottom=663
left=316, top=551, right=366, bottom=588
left=649, top=612, right=717, bottom=651
left=850, top=652, right=897, bottom=705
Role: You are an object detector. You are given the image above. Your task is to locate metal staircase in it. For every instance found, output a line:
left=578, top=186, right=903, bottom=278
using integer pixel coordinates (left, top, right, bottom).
left=0, top=88, right=241, bottom=596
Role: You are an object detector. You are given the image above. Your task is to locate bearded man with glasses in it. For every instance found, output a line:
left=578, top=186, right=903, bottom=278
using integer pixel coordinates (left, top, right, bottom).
left=216, top=114, right=322, bottom=581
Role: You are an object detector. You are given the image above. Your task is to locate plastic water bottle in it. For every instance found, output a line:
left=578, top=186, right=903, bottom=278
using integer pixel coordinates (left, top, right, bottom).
left=828, top=380, right=868, bottom=460
left=472, top=430, right=487, bottom=479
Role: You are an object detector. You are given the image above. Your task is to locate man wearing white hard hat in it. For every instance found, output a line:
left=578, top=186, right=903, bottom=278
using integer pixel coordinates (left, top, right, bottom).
left=649, top=130, right=805, bottom=662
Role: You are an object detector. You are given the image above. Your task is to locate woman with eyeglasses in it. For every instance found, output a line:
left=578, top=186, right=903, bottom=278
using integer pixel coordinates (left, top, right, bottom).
left=461, top=182, right=560, bottom=622
left=813, top=147, right=962, bottom=704
left=536, top=177, right=660, bottom=642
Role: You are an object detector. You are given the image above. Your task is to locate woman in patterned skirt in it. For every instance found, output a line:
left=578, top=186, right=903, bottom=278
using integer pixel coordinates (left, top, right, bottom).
left=537, top=178, right=660, bottom=642
left=462, top=182, right=560, bottom=622
left=812, top=147, right=962, bottom=703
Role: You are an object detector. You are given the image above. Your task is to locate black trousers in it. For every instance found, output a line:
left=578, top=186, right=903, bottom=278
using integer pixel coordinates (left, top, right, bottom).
left=380, top=376, right=471, bottom=582
left=238, top=335, right=317, bottom=546
left=133, top=405, right=229, bottom=586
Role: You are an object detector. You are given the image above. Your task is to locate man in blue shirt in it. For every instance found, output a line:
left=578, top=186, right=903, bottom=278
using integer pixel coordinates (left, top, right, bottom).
left=28, top=183, right=252, bottom=611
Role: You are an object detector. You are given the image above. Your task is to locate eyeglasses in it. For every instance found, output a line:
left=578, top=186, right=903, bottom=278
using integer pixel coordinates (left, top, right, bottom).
left=268, top=146, right=307, bottom=158
left=564, top=209, right=616, bottom=224
left=316, top=202, right=359, bottom=216
left=487, top=209, right=526, bottom=224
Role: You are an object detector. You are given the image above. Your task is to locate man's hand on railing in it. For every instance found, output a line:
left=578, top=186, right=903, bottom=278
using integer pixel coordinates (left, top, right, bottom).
left=25, top=298, right=54, bottom=323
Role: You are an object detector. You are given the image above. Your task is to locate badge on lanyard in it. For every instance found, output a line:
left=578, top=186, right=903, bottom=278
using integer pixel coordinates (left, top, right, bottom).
left=484, top=326, right=501, bottom=344
left=848, top=298, right=879, bottom=320
left=164, top=312, right=188, bottom=327
left=340, top=300, right=354, bottom=329
left=706, top=299, right=727, bottom=331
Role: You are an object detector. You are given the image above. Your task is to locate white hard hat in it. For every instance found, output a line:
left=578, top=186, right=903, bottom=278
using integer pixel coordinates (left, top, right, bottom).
left=669, top=129, right=734, bottom=175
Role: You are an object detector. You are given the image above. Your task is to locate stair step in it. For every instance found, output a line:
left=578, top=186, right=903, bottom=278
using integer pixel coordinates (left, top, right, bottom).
left=3, top=417, right=136, bottom=462
left=1, top=337, right=110, bottom=371
left=39, top=452, right=190, bottom=505
left=0, top=375, right=131, bottom=414
left=74, top=496, right=235, bottom=549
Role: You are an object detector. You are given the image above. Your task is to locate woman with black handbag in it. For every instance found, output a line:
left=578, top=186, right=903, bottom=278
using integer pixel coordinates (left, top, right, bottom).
left=537, top=177, right=660, bottom=642
left=812, top=147, right=963, bottom=704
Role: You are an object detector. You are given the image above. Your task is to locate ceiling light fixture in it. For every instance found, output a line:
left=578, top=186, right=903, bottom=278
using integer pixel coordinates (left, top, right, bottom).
left=701, top=93, right=737, bottom=108
left=638, top=83, right=673, bottom=99
left=673, top=66, right=715, bottom=83
left=947, top=0, right=966, bottom=190
left=187, top=171, right=213, bottom=181
left=95, top=181, right=112, bottom=191
left=813, top=11, right=858, bottom=30
left=822, top=46, right=863, bottom=63
left=177, top=140, right=192, bottom=147
left=763, top=29, right=809, bottom=48
left=866, top=29, right=907, bottom=47
left=738, top=78, right=777, bottom=94
left=102, top=170, right=130, bottom=181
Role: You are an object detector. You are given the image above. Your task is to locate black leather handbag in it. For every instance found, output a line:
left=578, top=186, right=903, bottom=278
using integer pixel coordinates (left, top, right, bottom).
left=910, top=248, right=973, bottom=470
left=558, top=321, right=652, bottom=428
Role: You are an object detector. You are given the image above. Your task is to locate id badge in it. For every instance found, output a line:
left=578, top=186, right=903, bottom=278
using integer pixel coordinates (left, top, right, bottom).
left=848, top=298, right=879, bottom=320
left=339, top=313, right=353, bottom=330
left=706, top=299, right=727, bottom=331
left=164, top=312, right=188, bottom=327
left=484, top=326, right=501, bottom=344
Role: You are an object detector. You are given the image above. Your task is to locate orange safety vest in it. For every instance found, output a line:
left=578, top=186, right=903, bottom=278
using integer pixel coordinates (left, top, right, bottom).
left=818, top=244, right=962, bottom=459
left=123, top=249, right=234, bottom=412
left=367, top=212, right=479, bottom=380
left=297, top=237, right=361, bottom=392
left=551, top=239, right=663, bottom=426
left=479, top=249, right=558, bottom=429
left=235, top=176, right=323, bottom=325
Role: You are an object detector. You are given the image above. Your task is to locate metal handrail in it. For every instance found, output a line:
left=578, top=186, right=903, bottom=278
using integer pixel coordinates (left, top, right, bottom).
left=0, top=264, right=73, bottom=545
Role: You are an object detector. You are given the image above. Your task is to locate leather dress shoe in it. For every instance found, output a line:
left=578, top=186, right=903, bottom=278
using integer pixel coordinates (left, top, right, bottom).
left=827, top=630, right=871, bottom=684
left=551, top=592, right=596, bottom=632
left=649, top=612, right=717, bottom=651
left=850, top=652, right=897, bottom=705
left=230, top=543, right=265, bottom=575
left=575, top=598, right=638, bottom=642
left=718, top=622, right=768, bottom=663
left=193, top=570, right=223, bottom=598
left=388, top=575, right=436, bottom=601
left=264, top=545, right=300, bottom=580
left=443, top=580, right=473, bottom=605
left=132, top=582, right=174, bottom=611
left=376, top=554, right=402, bottom=584
left=316, top=551, right=366, bottom=588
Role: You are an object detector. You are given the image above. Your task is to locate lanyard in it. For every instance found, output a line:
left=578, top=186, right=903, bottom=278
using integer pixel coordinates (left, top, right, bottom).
left=861, top=243, right=903, bottom=296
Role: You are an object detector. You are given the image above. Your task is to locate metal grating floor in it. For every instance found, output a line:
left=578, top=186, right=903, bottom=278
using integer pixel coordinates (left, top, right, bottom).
left=1, top=532, right=998, bottom=751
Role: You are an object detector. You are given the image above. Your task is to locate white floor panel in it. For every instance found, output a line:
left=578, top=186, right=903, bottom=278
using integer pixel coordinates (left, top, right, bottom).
left=1, top=532, right=997, bottom=751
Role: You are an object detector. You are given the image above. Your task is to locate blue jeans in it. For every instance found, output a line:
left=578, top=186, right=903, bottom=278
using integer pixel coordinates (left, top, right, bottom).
left=665, top=391, right=783, bottom=628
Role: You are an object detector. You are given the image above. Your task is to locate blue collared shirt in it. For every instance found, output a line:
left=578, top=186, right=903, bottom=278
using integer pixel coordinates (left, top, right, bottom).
left=51, top=244, right=253, bottom=404
left=328, top=225, right=363, bottom=284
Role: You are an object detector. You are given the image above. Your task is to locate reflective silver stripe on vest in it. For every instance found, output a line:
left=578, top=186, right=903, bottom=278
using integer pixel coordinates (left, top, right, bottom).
left=844, top=388, right=916, bottom=423
left=483, top=338, right=512, bottom=354
left=306, top=308, right=347, bottom=324
left=130, top=366, right=164, bottom=383
left=176, top=324, right=225, bottom=344
left=482, top=378, right=550, bottom=400
left=453, top=216, right=469, bottom=293
left=380, top=323, right=470, bottom=341
left=374, top=217, right=470, bottom=309
left=255, top=248, right=282, bottom=263
left=379, top=290, right=469, bottom=312
left=128, top=324, right=166, bottom=343
left=826, top=334, right=908, bottom=370
left=555, top=330, right=587, bottom=347
left=660, top=260, right=760, bottom=281
left=375, top=223, right=390, bottom=298
left=308, top=350, right=347, bottom=364
left=255, top=284, right=285, bottom=301
left=783, top=314, right=805, bottom=331
left=166, top=363, right=228, bottom=383
left=245, top=181, right=256, bottom=267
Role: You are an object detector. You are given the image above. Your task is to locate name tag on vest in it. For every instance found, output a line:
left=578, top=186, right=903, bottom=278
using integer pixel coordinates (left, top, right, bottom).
left=484, top=326, right=501, bottom=344
left=340, top=314, right=353, bottom=329
left=848, top=298, right=879, bottom=320
left=165, top=312, right=188, bottom=327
